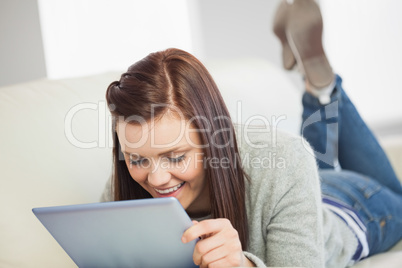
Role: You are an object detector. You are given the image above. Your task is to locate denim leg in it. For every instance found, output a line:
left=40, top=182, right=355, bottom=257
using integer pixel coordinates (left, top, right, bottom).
left=301, top=91, right=339, bottom=169
left=335, top=76, right=402, bottom=195
left=301, top=74, right=402, bottom=194
left=320, top=170, right=402, bottom=255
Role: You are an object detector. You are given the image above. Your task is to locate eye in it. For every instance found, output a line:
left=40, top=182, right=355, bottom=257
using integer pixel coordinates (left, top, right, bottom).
left=129, top=158, right=147, bottom=166
left=167, top=154, right=186, bottom=163
left=129, top=154, right=147, bottom=166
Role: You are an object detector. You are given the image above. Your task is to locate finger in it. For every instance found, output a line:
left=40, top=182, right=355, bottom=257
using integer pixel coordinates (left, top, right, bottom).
left=195, top=242, right=226, bottom=267
left=206, top=256, right=240, bottom=268
left=181, top=220, right=199, bottom=243
left=204, top=249, right=245, bottom=268
left=193, top=225, right=241, bottom=265
left=192, top=235, right=223, bottom=265
left=182, top=218, right=230, bottom=243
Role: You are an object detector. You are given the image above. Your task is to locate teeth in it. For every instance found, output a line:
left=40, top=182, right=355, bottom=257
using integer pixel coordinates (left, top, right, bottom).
left=154, top=182, right=184, bottom=194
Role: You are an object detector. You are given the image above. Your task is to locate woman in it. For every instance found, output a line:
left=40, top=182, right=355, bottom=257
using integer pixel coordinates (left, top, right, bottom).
left=104, top=48, right=254, bottom=267
left=103, top=47, right=323, bottom=267
left=101, top=46, right=402, bottom=267
left=101, top=4, right=402, bottom=267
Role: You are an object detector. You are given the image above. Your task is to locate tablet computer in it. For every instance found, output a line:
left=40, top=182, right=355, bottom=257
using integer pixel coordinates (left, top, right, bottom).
left=33, top=197, right=198, bottom=268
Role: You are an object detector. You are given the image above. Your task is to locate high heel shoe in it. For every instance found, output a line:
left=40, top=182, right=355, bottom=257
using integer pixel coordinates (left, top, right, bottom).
left=286, top=0, right=334, bottom=89
left=273, top=0, right=296, bottom=70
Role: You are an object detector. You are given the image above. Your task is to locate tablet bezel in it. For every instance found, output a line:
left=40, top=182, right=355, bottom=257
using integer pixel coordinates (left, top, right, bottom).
left=33, top=197, right=198, bottom=268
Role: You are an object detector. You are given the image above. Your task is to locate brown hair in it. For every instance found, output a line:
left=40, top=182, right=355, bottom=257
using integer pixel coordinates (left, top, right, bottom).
left=106, top=48, right=249, bottom=249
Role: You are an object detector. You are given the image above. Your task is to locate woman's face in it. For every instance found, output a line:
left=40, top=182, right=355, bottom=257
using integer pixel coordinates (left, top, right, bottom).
left=116, top=112, right=210, bottom=217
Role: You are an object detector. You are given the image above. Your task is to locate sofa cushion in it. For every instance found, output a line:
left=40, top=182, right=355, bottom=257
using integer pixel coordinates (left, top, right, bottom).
left=0, top=73, right=119, bottom=267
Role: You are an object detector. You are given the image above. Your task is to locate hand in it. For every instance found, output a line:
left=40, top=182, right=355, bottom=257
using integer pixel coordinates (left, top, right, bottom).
left=181, top=219, right=255, bottom=268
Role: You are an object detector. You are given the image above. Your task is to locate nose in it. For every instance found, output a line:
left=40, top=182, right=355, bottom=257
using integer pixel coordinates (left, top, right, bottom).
left=147, top=160, right=171, bottom=187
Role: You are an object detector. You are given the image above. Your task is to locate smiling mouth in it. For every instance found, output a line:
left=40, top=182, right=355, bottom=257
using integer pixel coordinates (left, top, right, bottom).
left=154, top=182, right=185, bottom=195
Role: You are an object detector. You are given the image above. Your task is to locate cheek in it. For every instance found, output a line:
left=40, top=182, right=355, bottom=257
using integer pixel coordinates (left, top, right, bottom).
left=178, top=157, right=205, bottom=184
left=126, top=165, right=148, bottom=184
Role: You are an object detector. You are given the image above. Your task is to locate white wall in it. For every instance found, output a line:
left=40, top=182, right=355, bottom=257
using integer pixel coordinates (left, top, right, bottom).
left=0, top=0, right=47, bottom=86
left=37, top=0, right=193, bottom=79
left=188, top=0, right=282, bottom=65
left=193, top=0, right=402, bottom=130
left=10, top=0, right=400, bottom=130
left=320, top=0, right=402, bottom=126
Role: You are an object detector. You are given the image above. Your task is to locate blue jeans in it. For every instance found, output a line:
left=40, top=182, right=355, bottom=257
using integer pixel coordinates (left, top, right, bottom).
left=301, top=74, right=402, bottom=256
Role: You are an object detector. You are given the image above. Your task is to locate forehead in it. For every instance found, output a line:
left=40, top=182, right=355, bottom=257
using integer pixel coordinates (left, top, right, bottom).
left=116, top=113, right=201, bottom=152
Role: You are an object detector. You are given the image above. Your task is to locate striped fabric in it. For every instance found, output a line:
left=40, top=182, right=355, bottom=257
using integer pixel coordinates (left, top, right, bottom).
left=322, top=195, right=370, bottom=265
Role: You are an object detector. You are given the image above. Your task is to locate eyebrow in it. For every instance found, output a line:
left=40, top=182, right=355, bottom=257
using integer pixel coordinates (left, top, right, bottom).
left=122, top=145, right=189, bottom=158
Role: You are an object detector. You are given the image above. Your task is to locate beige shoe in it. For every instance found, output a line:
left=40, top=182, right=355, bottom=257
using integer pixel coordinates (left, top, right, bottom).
left=286, top=0, right=334, bottom=89
left=273, top=0, right=296, bottom=70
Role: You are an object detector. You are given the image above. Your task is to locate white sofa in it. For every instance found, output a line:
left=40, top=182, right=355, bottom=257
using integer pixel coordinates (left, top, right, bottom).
left=1, top=58, right=401, bottom=267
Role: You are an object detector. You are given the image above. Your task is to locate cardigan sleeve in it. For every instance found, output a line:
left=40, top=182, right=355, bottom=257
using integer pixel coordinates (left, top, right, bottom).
left=243, top=251, right=267, bottom=267
left=262, top=138, right=325, bottom=267
left=100, top=175, right=113, bottom=202
left=242, top=130, right=326, bottom=268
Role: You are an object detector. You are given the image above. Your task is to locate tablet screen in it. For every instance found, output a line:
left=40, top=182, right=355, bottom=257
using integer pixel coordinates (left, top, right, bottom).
left=33, top=197, right=198, bottom=268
